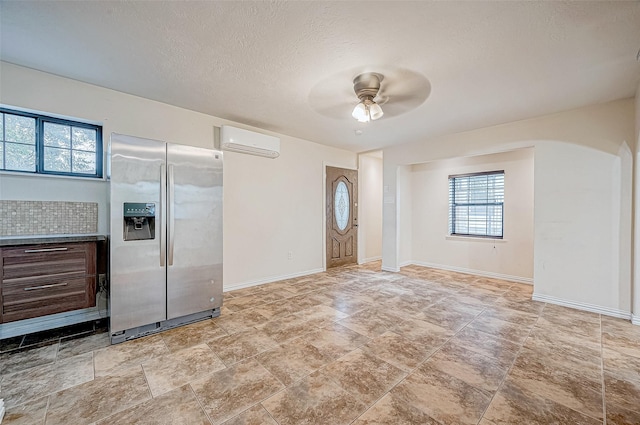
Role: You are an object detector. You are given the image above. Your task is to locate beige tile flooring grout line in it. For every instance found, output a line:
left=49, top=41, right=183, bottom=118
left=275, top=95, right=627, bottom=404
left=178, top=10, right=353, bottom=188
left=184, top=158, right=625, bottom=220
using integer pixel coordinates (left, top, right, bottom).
left=188, top=383, right=216, bottom=425
left=473, top=301, right=546, bottom=424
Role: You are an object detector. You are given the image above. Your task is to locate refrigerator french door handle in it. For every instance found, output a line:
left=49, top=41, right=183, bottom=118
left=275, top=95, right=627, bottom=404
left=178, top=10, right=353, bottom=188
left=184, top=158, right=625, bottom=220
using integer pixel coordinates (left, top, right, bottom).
left=159, top=164, right=166, bottom=267
left=168, top=164, right=175, bottom=266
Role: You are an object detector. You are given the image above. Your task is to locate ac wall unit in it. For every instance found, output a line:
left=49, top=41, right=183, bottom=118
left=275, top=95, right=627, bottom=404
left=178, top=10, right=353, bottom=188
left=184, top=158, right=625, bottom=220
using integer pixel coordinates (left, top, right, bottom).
left=220, top=125, right=280, bottom=158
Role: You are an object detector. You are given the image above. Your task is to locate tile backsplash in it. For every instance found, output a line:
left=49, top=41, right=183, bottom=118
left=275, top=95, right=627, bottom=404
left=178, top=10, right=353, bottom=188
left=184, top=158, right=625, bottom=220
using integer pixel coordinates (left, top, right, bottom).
left=0, top=201, right=98, bottom=237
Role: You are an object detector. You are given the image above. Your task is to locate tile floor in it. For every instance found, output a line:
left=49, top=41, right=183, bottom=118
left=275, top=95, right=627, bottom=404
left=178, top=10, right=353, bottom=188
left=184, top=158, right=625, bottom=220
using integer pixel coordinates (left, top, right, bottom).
left=1, top=262, right=640, bottom=424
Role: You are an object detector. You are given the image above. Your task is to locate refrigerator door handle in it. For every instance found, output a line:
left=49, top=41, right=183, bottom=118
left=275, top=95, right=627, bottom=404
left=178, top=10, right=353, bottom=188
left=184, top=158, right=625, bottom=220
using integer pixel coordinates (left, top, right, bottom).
left=159, top=164, right=166, bottom=267
left=168, top=164, right=175, bottom=266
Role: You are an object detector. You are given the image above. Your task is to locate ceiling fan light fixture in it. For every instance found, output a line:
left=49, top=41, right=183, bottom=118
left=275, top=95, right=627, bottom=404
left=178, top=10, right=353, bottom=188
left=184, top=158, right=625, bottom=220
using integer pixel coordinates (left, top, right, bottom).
left=369, top=101, right=384, bottom=120
left=352, top=101, right=370, bottom=122
left=351, top=72, right=385, bottom=123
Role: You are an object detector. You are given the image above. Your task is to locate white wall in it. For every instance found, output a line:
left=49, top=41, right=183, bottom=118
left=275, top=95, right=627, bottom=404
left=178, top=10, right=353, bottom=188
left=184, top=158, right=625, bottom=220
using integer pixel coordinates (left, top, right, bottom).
left=384, top=98, right=635, bottom=317
left=0, top=62, right=357, bottom=289
left=398, top=165, right=413, bottom=267
left=358, top=153, right=383, bottom=263
left=410, top=149, right=534, bottom=281
left=634, top=83, right=640, bottom=324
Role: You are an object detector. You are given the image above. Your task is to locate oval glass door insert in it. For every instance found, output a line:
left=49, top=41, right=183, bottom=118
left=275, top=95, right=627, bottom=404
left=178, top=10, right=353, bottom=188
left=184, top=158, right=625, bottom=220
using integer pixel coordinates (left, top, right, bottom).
left=335, top=181, right=349, bottom=230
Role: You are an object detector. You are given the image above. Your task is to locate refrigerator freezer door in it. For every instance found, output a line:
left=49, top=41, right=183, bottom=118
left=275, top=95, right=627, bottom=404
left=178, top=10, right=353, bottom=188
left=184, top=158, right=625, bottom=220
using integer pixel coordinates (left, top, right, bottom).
left=166, top=143, right=223, bottom=319
left=110, top=134, right=167, bottom=333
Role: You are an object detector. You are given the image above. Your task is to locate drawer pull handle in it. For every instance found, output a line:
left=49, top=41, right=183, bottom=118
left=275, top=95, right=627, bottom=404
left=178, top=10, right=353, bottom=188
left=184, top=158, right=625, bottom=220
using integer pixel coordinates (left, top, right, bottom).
left=24, top=247, right=69, bottom=253
left=24, top=282, right=69, bottom=291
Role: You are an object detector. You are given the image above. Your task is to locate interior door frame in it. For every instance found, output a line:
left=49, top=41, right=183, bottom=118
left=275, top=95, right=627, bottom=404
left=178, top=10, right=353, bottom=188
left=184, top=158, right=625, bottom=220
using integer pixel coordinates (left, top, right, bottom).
left=322, top=162, right=358, bottom=271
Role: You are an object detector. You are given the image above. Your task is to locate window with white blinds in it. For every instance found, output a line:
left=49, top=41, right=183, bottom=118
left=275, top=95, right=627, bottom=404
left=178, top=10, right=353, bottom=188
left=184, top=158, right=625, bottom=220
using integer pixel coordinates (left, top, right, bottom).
left=448, top=171, right=504, bottom=238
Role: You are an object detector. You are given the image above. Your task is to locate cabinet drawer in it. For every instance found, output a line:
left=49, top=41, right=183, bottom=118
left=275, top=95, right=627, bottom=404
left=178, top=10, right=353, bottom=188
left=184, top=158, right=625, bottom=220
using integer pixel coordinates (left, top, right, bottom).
left=1, top=243, right=93, bottom=279
left=1, top=276, right=96, bottom=323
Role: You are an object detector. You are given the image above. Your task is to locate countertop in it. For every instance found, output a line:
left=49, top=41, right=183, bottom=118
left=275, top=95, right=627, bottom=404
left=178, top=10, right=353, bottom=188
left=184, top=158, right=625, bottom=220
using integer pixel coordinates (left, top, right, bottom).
left=0, top=234, right=107, bottom=247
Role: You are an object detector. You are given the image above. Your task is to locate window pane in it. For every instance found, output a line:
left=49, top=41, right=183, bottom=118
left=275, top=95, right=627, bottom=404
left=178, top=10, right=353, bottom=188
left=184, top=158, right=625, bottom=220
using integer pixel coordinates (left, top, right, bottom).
left=449, top=171, right=504, bottom=237
left=44, top=146, right=71, bottom=172
left=4, top=114, right=36, bottom=144
left=0, top=113, right=4, bottom=140
left=72, top=127, right=96, bottom=152
left=5, top=142, right=36, bottom=171
left=72, top=150, right=96, bottom=174
left=334, top=181, right=349, bottom=231
left=0, top=142, right=4, bottom=169
left=44, top=122, right=71, bottom=148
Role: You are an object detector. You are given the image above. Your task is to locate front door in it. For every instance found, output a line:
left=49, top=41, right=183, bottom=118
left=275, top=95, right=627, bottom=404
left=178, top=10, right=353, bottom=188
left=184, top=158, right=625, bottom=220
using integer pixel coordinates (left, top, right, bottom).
left=326, top=166, right=358, bottom=268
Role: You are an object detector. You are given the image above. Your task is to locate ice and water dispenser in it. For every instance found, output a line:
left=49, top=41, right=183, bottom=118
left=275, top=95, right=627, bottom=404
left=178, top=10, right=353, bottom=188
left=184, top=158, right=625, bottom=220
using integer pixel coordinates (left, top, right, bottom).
left=123, top=202, right=156, bottom=241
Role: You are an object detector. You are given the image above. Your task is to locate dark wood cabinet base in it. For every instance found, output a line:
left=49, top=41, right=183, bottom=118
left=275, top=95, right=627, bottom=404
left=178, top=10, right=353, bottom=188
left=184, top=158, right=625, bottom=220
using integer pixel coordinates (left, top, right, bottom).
left=0, top=242, right=97, bottom=323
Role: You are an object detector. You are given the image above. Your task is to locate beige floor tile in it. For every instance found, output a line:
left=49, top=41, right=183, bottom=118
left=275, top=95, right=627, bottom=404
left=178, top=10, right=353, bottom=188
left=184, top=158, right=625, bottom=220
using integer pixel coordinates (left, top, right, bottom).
left=300, top=323, right=369, bottom=360
left=208, top=327, right=279, bottom=366
left=524, top=325, right=602, bottom=364
left=416, top=301, right=481, bottom=332
left=257, top=337, right=332, bottom=386
left=142, top=343, right=226, bottom=396
left=478, top=305, right=539, bottom=326
left=256, top=314, right=319, bottom=344
left=221, top=404, right=278, bottom=425
left=352, top=393, right=441, bottom=425
left=95, top=385, right=209, bottom=425
left=338, top=310, right=403, bottom=338
left=391, top=362, right=492, bottom=425
left=448, top=327, right=520, bottom=369
left=466, top=314, right=533, bottom=345
left=190, top=358, right=284, bottom=425
left=252, top=299, right=301, bottom=320
left=520, top=337, right=602, bottom=383
left=361, top=331, right=431, bottom=372
left=224, top=294, right=266, bottom=312
left=215, top=309, right=272, bottom=334
left=261, top=371, right=366, bottom=425
left=45, top=365, right=151, bottom=425
left=392, top=317, right=454, bottom=348
left=426, top=342, right=509, bottom=394
left=57, top=332, right=110, bottom=360
left=93, top=334, right=169, bottom=377
left=0, top=343, right=57, bottom=375
left=509, top=349, right=603, bottom=420
left=602, top=316, right=640, bottom=359
left=606, top=402, right=640, bottom=425
left=1, top=396, right=48, bottom=425
left=160, top=319, right=227, bottom=351
left=483, top=378, right=602, bottom=425
left=327, top=294, right=373, bottom=315
left=321, top=348, right=407, bottom=405
left=293, top=304, right=349, bottom=327
left=1, top=352, right=93, bottom=408
left=603, top=348, right=640, bottom=383
left=604, top=372, right=640, bottom=415
left=536, top=315, right=601, bottom=344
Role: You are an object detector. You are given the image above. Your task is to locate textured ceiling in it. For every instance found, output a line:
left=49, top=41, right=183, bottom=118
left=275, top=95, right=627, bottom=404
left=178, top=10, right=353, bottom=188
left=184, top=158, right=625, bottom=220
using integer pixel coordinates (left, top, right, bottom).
left=1, top=1, right=639, bottom=152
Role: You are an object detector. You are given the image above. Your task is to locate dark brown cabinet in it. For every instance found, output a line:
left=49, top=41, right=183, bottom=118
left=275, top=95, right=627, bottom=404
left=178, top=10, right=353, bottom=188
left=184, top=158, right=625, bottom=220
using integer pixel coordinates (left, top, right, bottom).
left=0, top=242, right=97, bottom=323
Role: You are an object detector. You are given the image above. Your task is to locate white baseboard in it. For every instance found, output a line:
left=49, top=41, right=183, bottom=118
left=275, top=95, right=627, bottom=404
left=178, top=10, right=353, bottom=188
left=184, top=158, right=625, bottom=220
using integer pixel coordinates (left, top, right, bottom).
left=358, top=256, right=382, bottom=265
left=223, top=268, right=324, bottom=292
left=410, top=261, right=533, bottom=285
left=532, top=293, right=632, bottom=320
left=632, top=314, right=640, bottom=326
left=381, top=266, right=400, bottom=273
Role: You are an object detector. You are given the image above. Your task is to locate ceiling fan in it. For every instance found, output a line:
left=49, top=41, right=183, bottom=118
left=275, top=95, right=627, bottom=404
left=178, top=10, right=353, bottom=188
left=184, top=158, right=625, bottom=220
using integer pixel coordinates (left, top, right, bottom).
left=309, top=67, right=431, bottom=122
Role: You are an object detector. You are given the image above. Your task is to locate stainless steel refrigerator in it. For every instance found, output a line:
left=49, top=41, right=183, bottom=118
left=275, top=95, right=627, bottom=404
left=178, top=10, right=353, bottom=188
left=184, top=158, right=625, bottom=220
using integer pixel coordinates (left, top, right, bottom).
left=109, top=133, right=223, bottom=344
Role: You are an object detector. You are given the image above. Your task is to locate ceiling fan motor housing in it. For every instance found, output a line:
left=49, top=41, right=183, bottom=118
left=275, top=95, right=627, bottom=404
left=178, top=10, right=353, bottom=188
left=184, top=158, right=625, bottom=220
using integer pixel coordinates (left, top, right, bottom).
left=353, top=72, right=384, bottom=101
